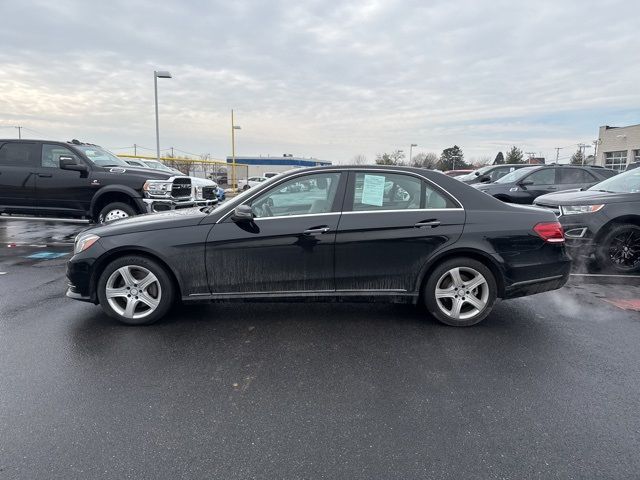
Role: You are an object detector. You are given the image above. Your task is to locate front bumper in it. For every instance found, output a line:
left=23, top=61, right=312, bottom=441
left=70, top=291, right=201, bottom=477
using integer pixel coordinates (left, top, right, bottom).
left=142, top=198, right=197, bottom=213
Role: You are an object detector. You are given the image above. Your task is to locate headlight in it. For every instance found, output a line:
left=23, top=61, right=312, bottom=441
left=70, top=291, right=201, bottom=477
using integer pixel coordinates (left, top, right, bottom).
left=560, top=204, right=605, bottom=215
left=143, top=180, right=172, bottom=198
left=74, top=234, right=100, bottom=254
left=194, top=185, right=204, bottom=200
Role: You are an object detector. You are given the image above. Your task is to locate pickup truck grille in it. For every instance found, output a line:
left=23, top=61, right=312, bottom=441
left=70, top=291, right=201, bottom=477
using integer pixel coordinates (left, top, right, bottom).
left=171, top=178, right=192, bottom=199
left=202, top=186, right=217, bottom=200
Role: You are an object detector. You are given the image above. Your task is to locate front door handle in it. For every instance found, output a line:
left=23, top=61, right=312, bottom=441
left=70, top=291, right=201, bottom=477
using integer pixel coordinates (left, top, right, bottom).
left=303, top=227, right=330, bottom=235
left=37, top=173, right=52, bottom=178
left=415, top=220, right=441, bottom=228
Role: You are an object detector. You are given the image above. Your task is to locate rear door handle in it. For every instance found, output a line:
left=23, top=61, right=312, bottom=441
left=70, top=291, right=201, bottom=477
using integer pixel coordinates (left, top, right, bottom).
left=415, top=220, right=441, bottom=228
left=303, top=227, right=330, bottom=235
left=37, top=173, right=52, bottom=178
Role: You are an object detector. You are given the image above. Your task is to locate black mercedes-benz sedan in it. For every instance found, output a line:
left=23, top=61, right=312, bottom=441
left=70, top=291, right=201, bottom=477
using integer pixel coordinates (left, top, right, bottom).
left=66, top=166, right=571, bottom=327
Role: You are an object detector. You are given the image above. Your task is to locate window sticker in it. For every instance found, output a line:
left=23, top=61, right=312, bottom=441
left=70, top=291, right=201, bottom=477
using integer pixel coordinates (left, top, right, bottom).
left=361, top=174, right=386, bottom=206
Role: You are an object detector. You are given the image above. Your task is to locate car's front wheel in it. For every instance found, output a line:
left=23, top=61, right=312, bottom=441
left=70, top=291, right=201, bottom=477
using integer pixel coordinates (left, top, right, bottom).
left=424, top=258, right=497, bottom=327
left=597, top=224, right=640, bottom=273
left=97, top=255, right=175, bottom=325
left=98, top=202, right=136, bottom=224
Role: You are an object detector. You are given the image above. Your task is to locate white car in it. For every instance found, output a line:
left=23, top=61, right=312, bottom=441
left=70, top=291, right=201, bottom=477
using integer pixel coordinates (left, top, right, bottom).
left=237, top=176, right=268, bottom=190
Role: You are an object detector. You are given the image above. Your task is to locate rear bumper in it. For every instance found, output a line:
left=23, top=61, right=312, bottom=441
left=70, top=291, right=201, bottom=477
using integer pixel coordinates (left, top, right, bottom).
left=503, top=272, right=570, bottom=299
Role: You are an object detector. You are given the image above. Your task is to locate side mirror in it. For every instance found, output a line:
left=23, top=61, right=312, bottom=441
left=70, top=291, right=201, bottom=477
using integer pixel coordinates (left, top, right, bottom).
left=232, top=204, right=254, bottom=222
left=59, top=156, right=88, bottom=173
left=478, top=175, right=491, bottom=183
left=518, top=180, right=534, bottom=187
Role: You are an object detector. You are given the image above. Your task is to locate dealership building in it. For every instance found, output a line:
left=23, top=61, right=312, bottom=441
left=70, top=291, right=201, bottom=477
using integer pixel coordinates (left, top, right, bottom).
left=595, top=124, right=640, bottom=172
left=226, top=155, right=331, bottom=178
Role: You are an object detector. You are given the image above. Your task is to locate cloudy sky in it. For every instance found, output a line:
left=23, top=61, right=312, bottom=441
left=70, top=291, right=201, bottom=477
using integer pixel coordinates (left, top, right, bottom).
left=1, top=0, right=639, bottom=164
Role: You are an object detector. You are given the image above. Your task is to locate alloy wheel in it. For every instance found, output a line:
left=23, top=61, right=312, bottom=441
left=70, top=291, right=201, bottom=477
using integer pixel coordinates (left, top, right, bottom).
left=434, top=266, right=489, bottom=320
left=105, top=265, right=161, bottom=320
left=608, top=229, right=640, bottom=271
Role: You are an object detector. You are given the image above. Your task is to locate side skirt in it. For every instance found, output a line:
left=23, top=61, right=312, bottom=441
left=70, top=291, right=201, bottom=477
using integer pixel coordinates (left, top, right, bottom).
left=183, top=290, right=419, bottom=304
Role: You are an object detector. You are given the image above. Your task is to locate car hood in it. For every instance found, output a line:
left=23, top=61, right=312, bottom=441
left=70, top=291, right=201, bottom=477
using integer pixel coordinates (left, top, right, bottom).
left=101, top=166, right=177, bottom=180
left=535, top=189, right=636, bottom=205
left=190, top=177, right=217, bottom=188
left=88, top=208, right=208, bottom=237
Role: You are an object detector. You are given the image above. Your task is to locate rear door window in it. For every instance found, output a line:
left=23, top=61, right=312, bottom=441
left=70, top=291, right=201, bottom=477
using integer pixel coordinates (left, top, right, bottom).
left=351, top=172, right=457, bottom=211
left=0, top=142, right=40, bottom=167
left=558, top=168, right=596, bottom=184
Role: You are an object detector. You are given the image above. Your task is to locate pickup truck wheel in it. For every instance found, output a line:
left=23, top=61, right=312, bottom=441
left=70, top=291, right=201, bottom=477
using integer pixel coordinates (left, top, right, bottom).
left=596, top=224, right=640, bottom=273
left=424, top=258, right=497, bottom=327
left=97, top=255, right=175, bottom=325
left=98, top=202, right=136, bottom=223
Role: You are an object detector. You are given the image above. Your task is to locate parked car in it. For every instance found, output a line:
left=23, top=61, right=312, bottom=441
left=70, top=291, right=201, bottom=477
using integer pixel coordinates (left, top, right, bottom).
left=66, top=165, right=570, bottom=327
left=473, top=165, right=616, bottom=204
left=443, top=169, right=474, bottom=177
left=0, top=139, right=193, bottom=222
left=456, top=164, right=532, bottom=184
left=626, top=161, right=640, bottom=171
left=124, top=159, right=218, bottom=206
left=237, top=176, right=268, bottom=190
left=534, top=168, right=640, bottom=273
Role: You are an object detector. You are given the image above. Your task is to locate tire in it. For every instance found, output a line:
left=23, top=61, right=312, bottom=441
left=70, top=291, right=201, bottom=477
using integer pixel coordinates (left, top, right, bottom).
left=596, top=224, right=640, bottom=274
left=98, top=202, right=136, bottom=224
left=96, top=255, right=175, bottom=325
left=423, top=257, right=497, bottom=327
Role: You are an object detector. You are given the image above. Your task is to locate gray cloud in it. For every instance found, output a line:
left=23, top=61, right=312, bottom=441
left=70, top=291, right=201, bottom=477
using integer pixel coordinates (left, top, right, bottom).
left=1, top=0, right=639, bottom=162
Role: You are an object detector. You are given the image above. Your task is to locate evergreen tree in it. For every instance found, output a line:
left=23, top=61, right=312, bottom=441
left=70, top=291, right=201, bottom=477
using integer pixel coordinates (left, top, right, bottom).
left=494, top=151, right=505, bottom=165
left=505, top=146, right=524, bottom=164
left=436, top=145, right=467, bottom=170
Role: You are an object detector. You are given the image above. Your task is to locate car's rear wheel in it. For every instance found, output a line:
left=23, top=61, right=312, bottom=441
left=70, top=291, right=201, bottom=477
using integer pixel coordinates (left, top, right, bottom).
left=98, top=202, right=136, bottom=224
left=597, top=224, right=640, bottom=274
left=424, top=258, right=497, bottom=327
left=97, top=256, right=175, bottom=325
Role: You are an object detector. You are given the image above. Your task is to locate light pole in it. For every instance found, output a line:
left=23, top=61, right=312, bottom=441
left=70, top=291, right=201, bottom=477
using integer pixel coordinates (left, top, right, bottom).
left=409, top=143, right=417, bottom=165
left=154, top=70, right=172, bottom=161
left=231, top=109, right=241, bottom=192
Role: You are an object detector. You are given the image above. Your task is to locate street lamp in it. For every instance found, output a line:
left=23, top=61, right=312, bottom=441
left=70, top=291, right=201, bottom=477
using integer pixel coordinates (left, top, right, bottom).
left=231, top=109, right=242, bottom=192
left=409, top=143, right=417, bottom=164
left=154, top=70, right=172, bottom=161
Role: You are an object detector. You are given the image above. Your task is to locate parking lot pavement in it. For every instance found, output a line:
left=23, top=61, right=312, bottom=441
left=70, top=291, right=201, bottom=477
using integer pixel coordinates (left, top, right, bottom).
left=1, top=218, right=640, bottom=479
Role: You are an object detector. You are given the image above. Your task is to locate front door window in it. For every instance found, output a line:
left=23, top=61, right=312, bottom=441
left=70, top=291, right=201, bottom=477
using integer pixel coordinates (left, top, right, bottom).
left=249, top=172, right=341, bottom=218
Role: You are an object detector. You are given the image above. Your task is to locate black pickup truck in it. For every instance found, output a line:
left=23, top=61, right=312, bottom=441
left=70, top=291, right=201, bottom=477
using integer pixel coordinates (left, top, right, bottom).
left=0, top=139, right=195, bottom=222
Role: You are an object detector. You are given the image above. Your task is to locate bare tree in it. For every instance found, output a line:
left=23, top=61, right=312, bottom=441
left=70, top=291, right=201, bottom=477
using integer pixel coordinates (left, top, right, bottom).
left=412, top=152, right=438, bottom=169
left=375, top=150, right=405, bottom=165
left=351, top=154, right=368, bottom=165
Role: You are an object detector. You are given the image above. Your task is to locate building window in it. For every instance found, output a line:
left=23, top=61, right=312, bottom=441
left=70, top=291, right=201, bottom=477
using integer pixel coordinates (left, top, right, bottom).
left=604, top=151, right=627, bottom=172
left=635, top=150, right=640, bottom=163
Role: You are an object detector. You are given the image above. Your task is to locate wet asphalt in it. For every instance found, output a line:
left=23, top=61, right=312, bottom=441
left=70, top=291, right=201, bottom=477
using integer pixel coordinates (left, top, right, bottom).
left=1, top=218, right=640, bottom=480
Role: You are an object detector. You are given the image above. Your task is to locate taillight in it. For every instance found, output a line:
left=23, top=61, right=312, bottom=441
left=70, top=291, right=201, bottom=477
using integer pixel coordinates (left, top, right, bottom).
left=533, top=222, right=565, bottom=243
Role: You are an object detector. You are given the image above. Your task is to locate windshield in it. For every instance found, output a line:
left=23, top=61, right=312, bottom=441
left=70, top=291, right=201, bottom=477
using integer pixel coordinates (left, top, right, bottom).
left=458, top=166, right=492, bottom=181
left=75, top=145, right=129, bottom=167
left=143, top=160, right=175, bottom=172
left=495, top=167, right=537, bottom=184
left=588, top=169, right=640, bottom=193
